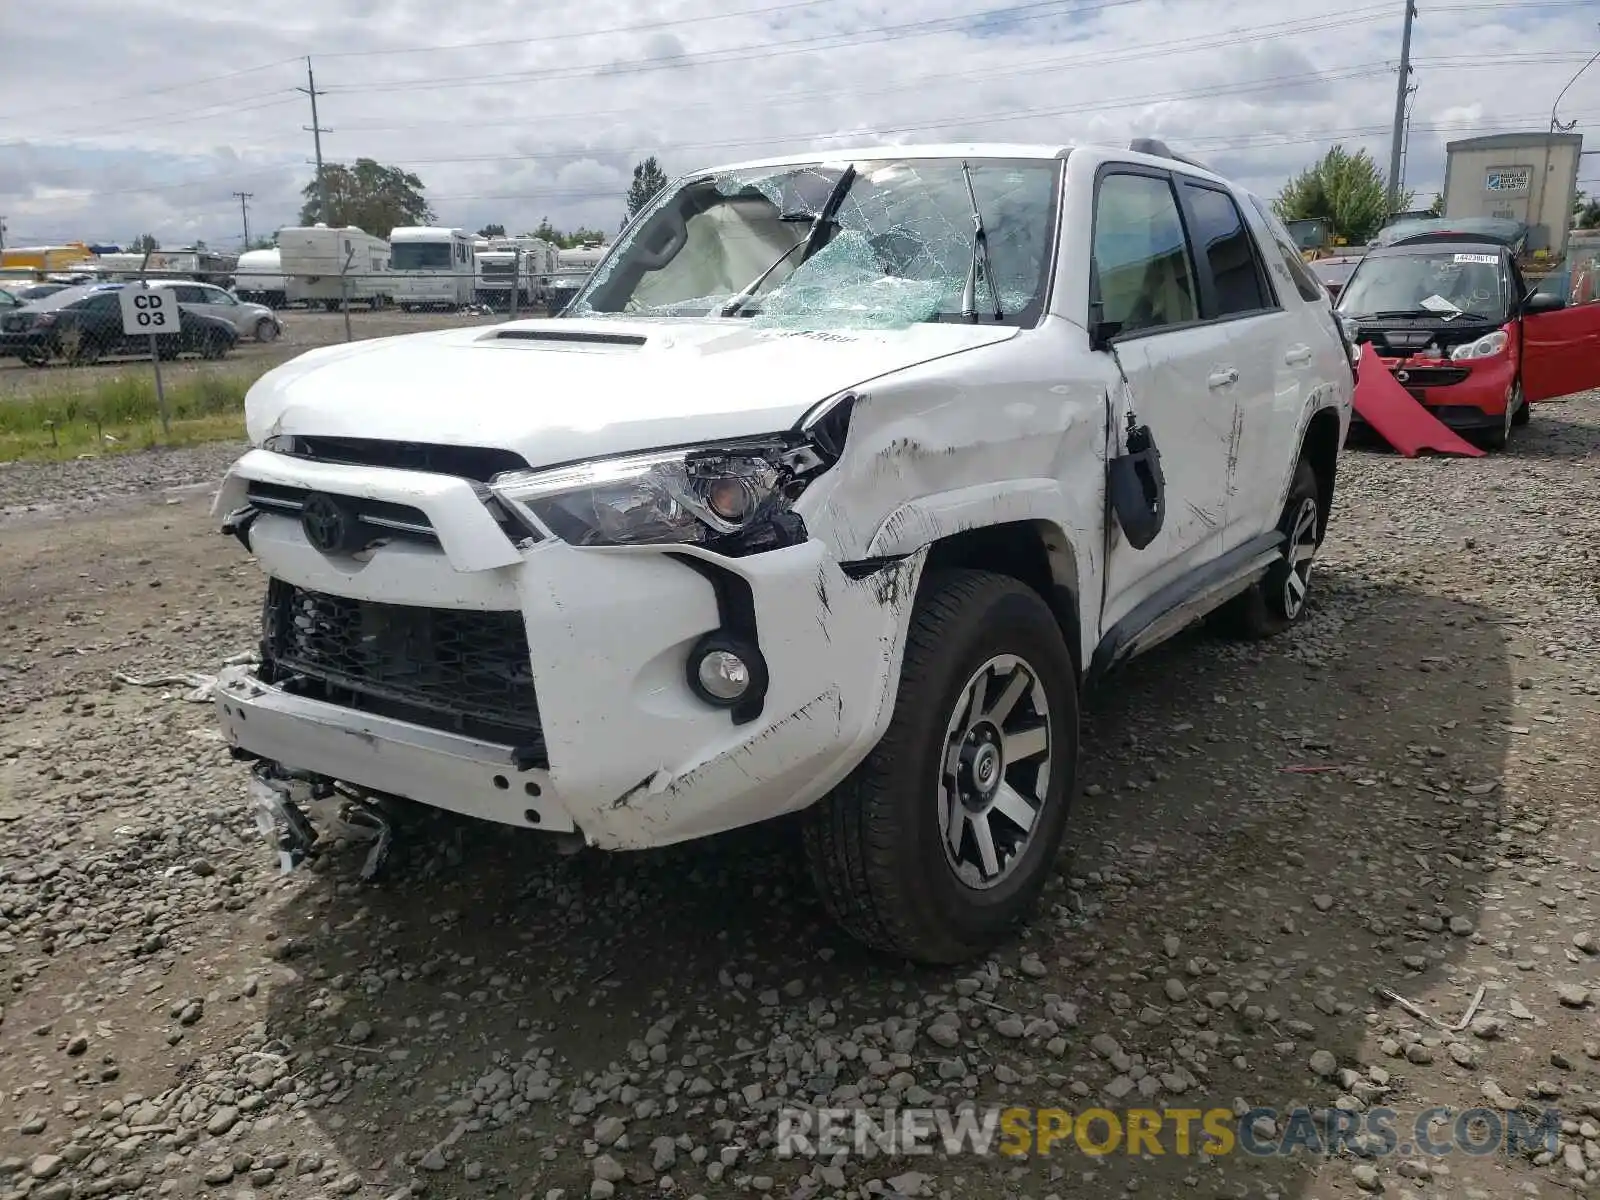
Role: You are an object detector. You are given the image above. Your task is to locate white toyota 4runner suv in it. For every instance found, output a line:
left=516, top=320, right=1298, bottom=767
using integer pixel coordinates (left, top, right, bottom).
left=213, top=140, right=1353, bottom=964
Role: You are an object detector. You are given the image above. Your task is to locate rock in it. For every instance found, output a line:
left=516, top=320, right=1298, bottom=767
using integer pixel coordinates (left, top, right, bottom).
left=18, top=1114, right=46, bottom=1135
left=1019, top=954, right=1047, bottom=978
left=206, top=1107, right=240, bottom=1136
left=594, top=1117, right=626, bottom=1147
left=419, top=1149, right=448, bottom=1172
left=1557, top=985, right=1591, bottom=1009
left=995, top=1016, right=1025, bottom=1039
left=29, top=1156, right=64, bottom=1181
left=65, top=1034, right=88, bottom=1056
left=1312, top=894, right=1334, bottom=912
left=1164, top=978, right=1188, bottom=1003
left=590, top=1183, right=615, bottom=1200
left=202, top=1164, right=234, bottom=1185
left=463, top=1161, right=483, bottom=1181
left=926, top=1014, right=962, bottom=1048
left=1469, top=1016, right=1504, bottom=1040
left=1090, top=1033, right=1122, bottom=1059
left=1449, top=917, right=1474, bottom=936
left=347, top=1020, right=373, bottom=1045
left=1351, top=1162, right=1381, bottom=1191
left=1574, top=931, right=1597, bottom=955
left=592, top=1155, right=625, bottom=1184
left=1310, top=1049, right=1339, bottom=1078
left=887, top=1171, right=931, bottom=1196
left=1405, top=1044, right=1434, bottom=1065
left=1448, top=1043, right=1478, bottom=1069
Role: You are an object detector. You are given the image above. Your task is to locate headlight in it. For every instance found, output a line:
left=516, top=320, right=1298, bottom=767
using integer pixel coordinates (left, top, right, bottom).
left=1449, top=329, right=1508, bottom=361
left=489, top=437, right=832, bottom=551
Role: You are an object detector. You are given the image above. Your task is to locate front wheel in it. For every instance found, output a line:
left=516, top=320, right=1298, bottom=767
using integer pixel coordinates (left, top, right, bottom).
left=1510, top=380, right=1530, bottom=428
left=803, top=569, right=1079, bottom=964
left=254, top=318, right=279, bottom=343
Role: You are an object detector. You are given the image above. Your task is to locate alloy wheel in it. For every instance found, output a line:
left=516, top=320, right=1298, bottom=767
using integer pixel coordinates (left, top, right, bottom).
left=1282, top=496, right=1319, bottom=620
left=938, top=654, right=1054, bottom=891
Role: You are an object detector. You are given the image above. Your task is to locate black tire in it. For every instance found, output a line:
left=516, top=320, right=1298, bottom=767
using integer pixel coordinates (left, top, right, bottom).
left=1510, top=380, right=1530, bottom=427
left=803, top=569, right=1079, bottom=964
left=1220, top=456, right=1322, bottom=640
left=254, top=318, right=278, bottom=343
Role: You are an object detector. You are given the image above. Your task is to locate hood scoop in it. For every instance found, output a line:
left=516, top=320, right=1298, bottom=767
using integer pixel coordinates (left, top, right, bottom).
left=486, top=328, right=647, bottom=348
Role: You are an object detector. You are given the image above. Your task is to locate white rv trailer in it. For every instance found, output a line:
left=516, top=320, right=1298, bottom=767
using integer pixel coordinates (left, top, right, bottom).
left=389, top=226, right=474, bottom=310
left=234, top=248, right=287, bottom=308
left=474, top=236, right=558, bottom=308
left=276, top=225, right=392, bottom=311
left=556, top=242, right=607, bottom=271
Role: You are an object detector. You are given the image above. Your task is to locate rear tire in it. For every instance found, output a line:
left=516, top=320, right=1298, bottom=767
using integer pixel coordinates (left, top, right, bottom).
left=1220, top=456, right=1321, bottom=640
left=803, top=569, right=1079, bottom=964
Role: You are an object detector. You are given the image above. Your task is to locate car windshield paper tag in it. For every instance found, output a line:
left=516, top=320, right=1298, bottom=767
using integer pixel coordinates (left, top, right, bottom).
left=1419, top=294, right=1461, bottom=313
left=1453, top=253, right=1497, bottom=264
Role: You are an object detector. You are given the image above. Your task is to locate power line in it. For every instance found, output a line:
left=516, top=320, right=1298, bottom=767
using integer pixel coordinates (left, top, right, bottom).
left=318, top=0, right=1140, bottom=96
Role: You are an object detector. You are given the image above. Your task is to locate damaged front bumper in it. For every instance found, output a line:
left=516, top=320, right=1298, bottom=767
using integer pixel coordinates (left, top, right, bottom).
left=212, top=453, right=924, bottom=853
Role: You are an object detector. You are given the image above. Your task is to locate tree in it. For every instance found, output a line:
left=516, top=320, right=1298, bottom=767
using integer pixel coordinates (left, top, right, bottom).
left=478, top=223, right=506, bottom=238
left=1273, top=145, right=1413, bottom=244
left=131, top=233, right=159, bottom=253
left=247, top=235, right=277, bottom=251
left=298, top=159, right=433, bottom=237
left=625, top=156, right=669, bottom=219
left=1426, top=194, right=1444, bottom=217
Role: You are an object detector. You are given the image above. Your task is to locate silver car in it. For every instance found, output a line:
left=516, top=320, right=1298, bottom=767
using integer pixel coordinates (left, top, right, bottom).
left=149, top=280, right=282, bottom=342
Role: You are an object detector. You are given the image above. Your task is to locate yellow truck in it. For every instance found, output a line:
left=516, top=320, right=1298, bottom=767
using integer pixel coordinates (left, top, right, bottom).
left=0, top=243, right=95, bottom=273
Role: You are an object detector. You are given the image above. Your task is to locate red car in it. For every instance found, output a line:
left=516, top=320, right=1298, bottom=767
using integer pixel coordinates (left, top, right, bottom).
left=1336, top=232, right=1600, bottom=449
left=1308, top=253, right=1363, bottom=300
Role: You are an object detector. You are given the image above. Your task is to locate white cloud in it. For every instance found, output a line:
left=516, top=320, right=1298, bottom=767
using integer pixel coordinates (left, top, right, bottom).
left=0, top=0, right=1595, bottom=247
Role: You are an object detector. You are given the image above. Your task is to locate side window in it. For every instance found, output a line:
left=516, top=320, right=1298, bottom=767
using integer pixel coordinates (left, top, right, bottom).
left=1246, top=193, right=1326, bottom=304
left=1091, top=171, right=1198, bottom=335
left=1180, top=183, right=1272, bottom=317
left=174, top=285, right=205, bottom=304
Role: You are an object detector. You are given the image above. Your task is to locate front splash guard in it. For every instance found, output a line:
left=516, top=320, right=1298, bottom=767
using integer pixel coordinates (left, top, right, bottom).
left=248, top=765, right=394, bottom=880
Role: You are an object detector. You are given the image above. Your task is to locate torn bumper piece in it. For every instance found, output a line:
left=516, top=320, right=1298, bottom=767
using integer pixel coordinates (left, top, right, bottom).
left=215, top=535, right=926, bottom=853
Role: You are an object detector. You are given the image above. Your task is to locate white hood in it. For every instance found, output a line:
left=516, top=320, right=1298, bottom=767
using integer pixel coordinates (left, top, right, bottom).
left=246, top=316, right=1019, bottom=468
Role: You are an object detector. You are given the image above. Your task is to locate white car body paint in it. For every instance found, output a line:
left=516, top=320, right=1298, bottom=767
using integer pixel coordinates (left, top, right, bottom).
left=212, top=140, right=1352, bottom=855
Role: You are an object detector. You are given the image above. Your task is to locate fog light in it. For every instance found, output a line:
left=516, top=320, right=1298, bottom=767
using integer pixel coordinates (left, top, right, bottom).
left=685, top=632, right=768, bottom=713
left=697, top=650, right=749, bottom=700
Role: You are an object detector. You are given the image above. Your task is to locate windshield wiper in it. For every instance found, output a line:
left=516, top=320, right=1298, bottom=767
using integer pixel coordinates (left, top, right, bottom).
left=959, top=160, right=1002, bottom=322
left=720, top=164, right=858, bottom=318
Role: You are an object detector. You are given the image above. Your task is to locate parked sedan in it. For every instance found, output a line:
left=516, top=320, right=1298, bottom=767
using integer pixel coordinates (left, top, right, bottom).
left=0, top=284, right=237, bottom=366
left=147, top=280, right=281, bottom=342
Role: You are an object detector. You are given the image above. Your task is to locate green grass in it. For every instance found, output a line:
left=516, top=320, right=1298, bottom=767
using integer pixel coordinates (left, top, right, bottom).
left=0, top=371, right=254, bottom=461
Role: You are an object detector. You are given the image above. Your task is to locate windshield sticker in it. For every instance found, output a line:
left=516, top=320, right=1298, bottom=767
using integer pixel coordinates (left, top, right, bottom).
left=1453, top=253, right=1497, bottom=264
left=1419, top=294, right=1462, bottom=314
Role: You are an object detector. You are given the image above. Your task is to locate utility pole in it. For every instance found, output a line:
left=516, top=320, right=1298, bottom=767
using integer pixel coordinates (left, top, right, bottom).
left=0, top=215, right=6, bottom=251
left=233, top=192, right=253, bottom=248
left=296, top=58, right=331, bottom=223
left=1386, top=0, right=1418, bottom=217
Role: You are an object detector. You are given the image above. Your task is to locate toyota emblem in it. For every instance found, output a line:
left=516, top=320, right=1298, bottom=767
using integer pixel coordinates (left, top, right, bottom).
left=300, top=492, right=357, bottom=555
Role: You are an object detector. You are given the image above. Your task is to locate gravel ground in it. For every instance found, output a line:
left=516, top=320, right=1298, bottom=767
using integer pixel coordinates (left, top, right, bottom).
left=0, top=396, right=1597, bottom=1200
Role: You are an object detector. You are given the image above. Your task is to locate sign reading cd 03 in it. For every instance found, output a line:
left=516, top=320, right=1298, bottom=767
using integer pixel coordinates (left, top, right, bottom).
left=119, top=285, right=178, bottom=337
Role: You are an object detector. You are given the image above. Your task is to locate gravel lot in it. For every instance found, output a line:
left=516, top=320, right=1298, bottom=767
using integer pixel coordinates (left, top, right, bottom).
left=0, top=397, right=1597, bottom=1200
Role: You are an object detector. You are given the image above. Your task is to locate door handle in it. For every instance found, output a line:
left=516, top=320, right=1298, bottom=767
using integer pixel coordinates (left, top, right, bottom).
left=1285, top=345, right=1314, bottom=366
left=1207, top=368, right=1239, bottom=389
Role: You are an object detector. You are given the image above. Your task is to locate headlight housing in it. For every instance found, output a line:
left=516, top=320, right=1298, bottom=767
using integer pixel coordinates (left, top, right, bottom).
left=1449, top=329, right=1509, bottom=361
left=488, top=434, right=836, bottom=553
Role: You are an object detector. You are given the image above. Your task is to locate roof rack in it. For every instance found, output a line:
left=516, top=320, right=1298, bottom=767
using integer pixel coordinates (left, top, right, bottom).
left=1128, top=138, right=1212, bottom=172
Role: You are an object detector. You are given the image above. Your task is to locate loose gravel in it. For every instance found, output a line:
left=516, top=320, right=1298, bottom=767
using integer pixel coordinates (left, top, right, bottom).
left=0, top=395, right=1596, bottom=1200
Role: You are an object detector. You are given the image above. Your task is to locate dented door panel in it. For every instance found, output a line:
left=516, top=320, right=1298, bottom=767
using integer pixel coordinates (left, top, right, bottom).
left=1521, top=303, right=1600, bottom=402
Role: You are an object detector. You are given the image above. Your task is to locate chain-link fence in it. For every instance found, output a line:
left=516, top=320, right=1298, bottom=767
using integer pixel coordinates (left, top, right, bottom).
left=1, top=269, right=572, bottom=459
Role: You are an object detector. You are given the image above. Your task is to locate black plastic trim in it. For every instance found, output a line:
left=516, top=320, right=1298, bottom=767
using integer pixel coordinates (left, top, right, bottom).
left=666, top=553, right=766, bottom=724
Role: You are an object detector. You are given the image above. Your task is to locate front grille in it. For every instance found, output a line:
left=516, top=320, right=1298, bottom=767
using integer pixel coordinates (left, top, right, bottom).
left=1393, top=366, right=1470, bottom=388
left=271, top=437, right=529, bottom=483
left=260, top=580, right=545, bottom=758
left=3, top=316, right=26, bottom=332
left=246, top=481, right=435, bottom=544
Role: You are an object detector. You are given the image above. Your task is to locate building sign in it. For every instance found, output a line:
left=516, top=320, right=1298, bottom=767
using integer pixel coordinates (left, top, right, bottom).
left=1484, top=166, right=1531, bottom=194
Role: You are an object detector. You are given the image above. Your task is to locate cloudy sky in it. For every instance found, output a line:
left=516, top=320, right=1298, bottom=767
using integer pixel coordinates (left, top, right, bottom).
left=1, top=0, right=1596, bottom=250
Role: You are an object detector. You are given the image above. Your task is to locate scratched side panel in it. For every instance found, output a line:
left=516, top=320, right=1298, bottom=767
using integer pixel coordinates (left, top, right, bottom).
left=794, top=318, right=1113, bottom=667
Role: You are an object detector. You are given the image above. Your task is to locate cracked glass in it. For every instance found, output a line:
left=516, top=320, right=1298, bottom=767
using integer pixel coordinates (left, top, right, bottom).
left=568, top=157, right=1061, bottom=328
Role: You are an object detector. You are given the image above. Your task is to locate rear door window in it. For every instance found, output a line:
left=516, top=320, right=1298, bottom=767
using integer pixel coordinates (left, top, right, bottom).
left=1179, top=182, right=1274, bottom=318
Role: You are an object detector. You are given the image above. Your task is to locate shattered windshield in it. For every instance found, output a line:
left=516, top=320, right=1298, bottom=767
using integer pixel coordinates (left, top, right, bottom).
left=566, top=157, right=1061, bottom=328
left=1337, top=250, right=1508, bottom=321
